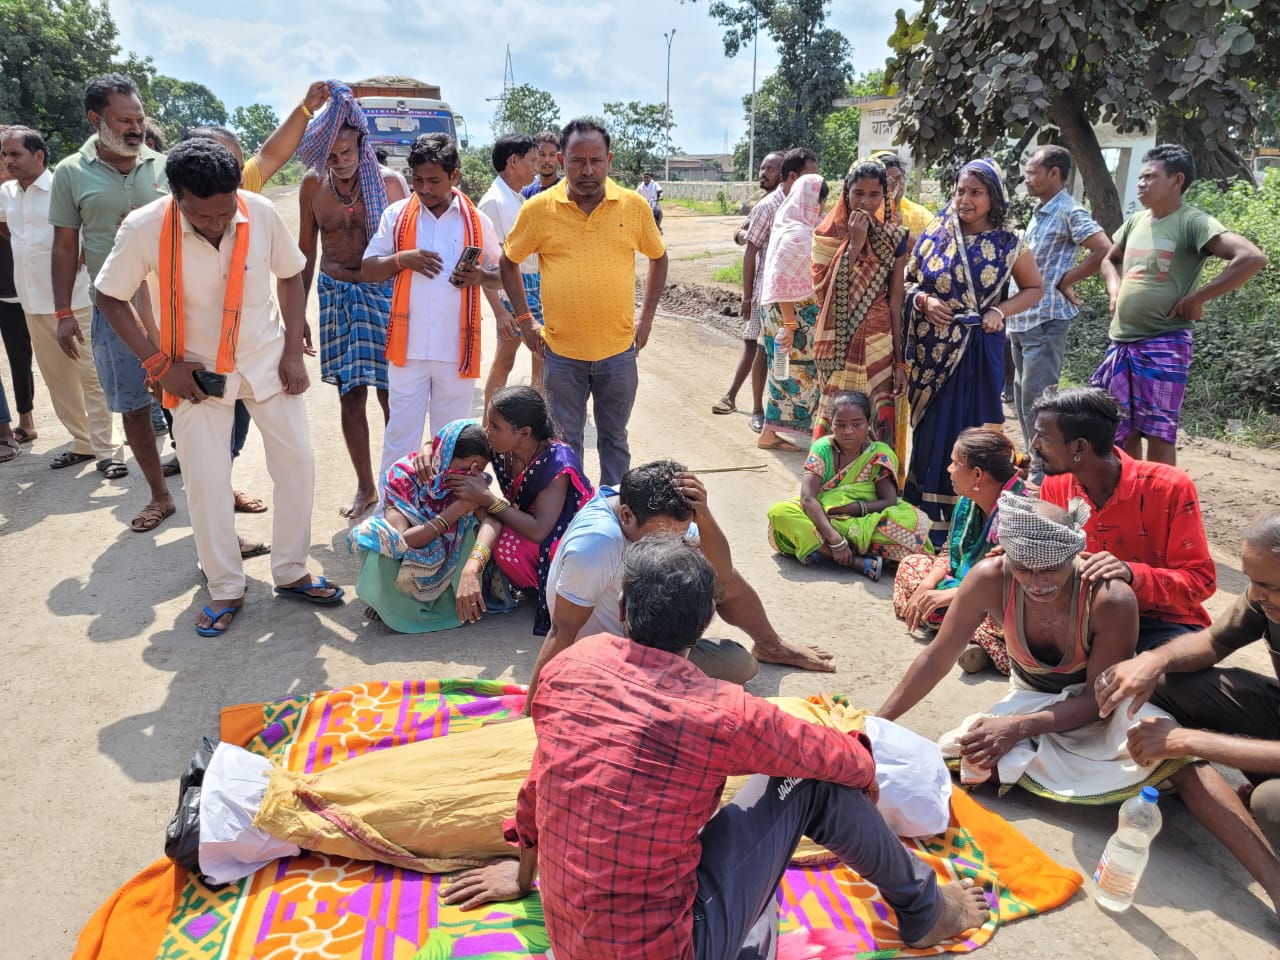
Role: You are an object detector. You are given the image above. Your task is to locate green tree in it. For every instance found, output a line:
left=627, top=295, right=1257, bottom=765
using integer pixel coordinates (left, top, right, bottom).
left=231, top=103, right=279, bottom=154
left=699, top=0, right=852, bottom=167
left=459, top=144, right=495, bottom=201
left=149, top=75, right=226, bottom=143
left=888, top=0, right=1280, bottom=232
left=601, top=102, right=673, bottom=186
left=816, top=70, right=886, bottom=180
left=0, top=0, right=125, bottom=158
left=492, top=84, right=560, bottom=138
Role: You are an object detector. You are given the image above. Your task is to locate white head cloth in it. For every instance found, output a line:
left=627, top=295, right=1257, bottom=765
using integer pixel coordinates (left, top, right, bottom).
left=997, top=491, right=1091, bottom=571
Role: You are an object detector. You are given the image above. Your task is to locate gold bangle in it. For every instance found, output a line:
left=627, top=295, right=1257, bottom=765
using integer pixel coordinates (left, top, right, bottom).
left=486, top=498, right=511, bottom=516
left=300, top=103, right=314, bottom=120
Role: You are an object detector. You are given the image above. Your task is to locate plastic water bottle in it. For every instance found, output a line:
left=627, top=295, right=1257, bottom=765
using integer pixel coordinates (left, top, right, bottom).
left=1093, top=786, right=1162, bottom=912
left=772, top=331, right=791, bottom=380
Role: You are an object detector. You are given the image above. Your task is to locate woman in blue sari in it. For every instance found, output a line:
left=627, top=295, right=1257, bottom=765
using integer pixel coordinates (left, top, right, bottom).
left=902, top=159, right=1042, bottom=548
left=350, top=420, right=504, bottom=633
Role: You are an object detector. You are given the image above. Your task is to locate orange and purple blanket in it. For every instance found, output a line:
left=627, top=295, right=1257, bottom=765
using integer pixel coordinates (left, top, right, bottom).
left=74, top=679, right=1082, bottom=960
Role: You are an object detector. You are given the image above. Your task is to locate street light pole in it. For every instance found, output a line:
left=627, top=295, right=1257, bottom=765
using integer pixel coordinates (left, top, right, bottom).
left=664, top=29, right=676, bottom=181
left=748, top=3, right=758, bottom=180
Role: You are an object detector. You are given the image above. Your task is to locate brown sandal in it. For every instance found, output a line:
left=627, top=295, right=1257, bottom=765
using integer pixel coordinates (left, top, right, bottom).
left=233, top=489, right=268, bottom=513
left=711, top=395, right=736, bottom=415
left=130, top=502, right=175, bottom=532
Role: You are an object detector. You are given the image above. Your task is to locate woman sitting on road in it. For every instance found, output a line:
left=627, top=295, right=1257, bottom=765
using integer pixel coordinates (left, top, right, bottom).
left=756, top=173, right=828, bottom=452
left=441, top=386, right=594, bottom=636
left=894, top=428, right=1027, bottom=674
left=766, top=391, right=932, bottom=581
left=350, top=420, right=506, bottom=633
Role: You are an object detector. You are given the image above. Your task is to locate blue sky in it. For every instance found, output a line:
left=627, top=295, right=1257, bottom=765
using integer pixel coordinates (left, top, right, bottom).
left=108, top=0, right=900, bottom=155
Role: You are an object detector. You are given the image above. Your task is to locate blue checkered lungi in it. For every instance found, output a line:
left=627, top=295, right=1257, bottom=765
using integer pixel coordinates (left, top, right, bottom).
left=318, top=272, right=392, bottom=393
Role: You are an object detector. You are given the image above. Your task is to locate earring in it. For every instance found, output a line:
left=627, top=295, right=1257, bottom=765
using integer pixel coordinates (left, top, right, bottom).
left=973, top=483, right=981, bottom=491
left=1073, top=454, right=1081, bottom=462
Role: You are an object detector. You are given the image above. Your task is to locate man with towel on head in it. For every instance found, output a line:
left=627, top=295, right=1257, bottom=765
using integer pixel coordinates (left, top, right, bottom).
left=879, top=492, right=1280, bottom=910
left=298, top=81, right=408, bottom=519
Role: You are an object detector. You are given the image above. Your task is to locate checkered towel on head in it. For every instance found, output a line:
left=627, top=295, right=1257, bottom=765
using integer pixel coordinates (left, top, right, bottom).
left=296, top=79, right=388, bottom=240
left=997, top=491, right=1090, bottom=571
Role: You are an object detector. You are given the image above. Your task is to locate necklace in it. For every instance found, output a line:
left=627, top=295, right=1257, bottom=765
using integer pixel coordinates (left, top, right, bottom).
left=328, top=169, right=361, bottom=214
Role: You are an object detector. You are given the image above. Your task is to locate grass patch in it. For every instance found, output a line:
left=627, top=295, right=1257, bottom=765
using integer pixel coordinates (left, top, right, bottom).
left=677, top=250, right=720, bottom=261
left=667, top=198, right=723, bottom=215
left=713, top=261, right=744, bottom=284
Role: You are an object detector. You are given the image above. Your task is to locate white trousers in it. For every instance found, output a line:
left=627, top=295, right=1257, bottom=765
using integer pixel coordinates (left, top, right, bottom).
left=27, top=308, right=121, bottom=459
left=173, top=379, right=314, bottom=599
left=379, top=358, right=476, bottom=492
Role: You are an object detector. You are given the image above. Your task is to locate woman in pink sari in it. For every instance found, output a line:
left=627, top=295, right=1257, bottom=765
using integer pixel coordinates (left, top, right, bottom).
left=444, top=386, right=594, bottom=635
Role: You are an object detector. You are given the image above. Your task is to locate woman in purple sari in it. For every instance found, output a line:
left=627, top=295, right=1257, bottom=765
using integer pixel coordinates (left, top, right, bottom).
left=445, top=386, right=594, bottom=635
left=902, top=159, right=1043, bottom=548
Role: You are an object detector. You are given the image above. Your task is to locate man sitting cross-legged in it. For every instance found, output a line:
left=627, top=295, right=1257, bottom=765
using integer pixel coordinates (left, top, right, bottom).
left=521, top=458, right=835, bottom=714
left=441, top=535, right=988, bottom=958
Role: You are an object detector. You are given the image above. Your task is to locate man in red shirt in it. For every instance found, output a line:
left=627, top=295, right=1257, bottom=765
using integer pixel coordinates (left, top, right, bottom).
left=1031, top=387, right=1215, bottom=652
left=441, top=535, right=988, bottom=959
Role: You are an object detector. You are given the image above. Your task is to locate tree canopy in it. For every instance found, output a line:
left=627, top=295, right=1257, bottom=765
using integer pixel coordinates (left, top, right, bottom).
left=231, top=103, right=279, bottom=154
left=0, top=0, right=124, bottom=159
left=700, top=0, right=851, bottom=167
left=492, top=84, right=561, bottom=139
left=889, top=0, right=1280, bottom=232
left=150, top=76, right=226, bottom=143
left=603, top=101, right=674, bottom=185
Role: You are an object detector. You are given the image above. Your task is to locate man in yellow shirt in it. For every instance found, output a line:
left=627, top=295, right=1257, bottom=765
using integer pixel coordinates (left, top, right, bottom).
left=501, top=118, right=668, bottom=486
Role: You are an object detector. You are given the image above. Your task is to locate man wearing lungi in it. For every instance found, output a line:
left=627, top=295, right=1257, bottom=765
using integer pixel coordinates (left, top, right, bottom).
left=299, top=83, right=408, bottom=518
left=1094, top=143, right=1264, bottom=466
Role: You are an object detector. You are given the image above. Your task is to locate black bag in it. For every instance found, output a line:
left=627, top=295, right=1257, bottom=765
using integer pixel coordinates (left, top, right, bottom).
left=164, top=737, right=217, bottom=876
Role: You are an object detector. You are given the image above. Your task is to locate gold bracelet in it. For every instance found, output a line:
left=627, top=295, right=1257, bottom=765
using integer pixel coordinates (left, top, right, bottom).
left=300, top=103, right=314, bottom=119
left=486, top=498, right=511, bottom=516
left=469, top=545, right=492, bottom=565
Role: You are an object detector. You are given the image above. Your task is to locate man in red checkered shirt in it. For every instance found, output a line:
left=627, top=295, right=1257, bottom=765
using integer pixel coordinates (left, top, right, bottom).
left=442, top=536, right=988, bottom=959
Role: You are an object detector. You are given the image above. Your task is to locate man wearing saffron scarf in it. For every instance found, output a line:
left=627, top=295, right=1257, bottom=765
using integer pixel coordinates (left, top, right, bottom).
left=96, top=138, right=343, bottom=637
left=298, top=81, right=408, bottom=519
left=363, top=133, right=501, bottom=497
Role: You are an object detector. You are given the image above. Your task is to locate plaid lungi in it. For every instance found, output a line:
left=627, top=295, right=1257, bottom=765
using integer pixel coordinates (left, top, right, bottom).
left=1091, top=328, right=1193, bottom=445
left=318, top=272, right=392, bottom=393
left=498, top=271, right=544, bottom=326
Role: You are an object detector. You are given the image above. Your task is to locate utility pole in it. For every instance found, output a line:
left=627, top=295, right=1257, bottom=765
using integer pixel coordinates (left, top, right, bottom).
left=748, top=3, right=758, bottom=179
left=486, top=45, right=516, bottom=134
left=664, top=29, right=676, bottom=181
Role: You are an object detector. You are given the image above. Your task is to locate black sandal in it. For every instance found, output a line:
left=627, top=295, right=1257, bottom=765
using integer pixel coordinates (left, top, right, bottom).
left=97, top=458, right=129, bottom=479
left=51, top=450, right=95, bottom=469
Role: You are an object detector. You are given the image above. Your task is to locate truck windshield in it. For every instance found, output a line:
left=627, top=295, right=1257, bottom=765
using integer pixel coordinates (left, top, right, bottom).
left=365, top=110, right=455, bottom=142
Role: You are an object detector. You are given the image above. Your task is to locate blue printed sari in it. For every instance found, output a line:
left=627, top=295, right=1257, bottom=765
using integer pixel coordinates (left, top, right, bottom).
left=903, top=175, right=1024, bottom=548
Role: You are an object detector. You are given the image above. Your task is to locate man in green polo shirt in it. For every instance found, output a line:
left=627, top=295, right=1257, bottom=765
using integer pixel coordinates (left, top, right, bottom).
left=49, top=73, right=174, bottom=532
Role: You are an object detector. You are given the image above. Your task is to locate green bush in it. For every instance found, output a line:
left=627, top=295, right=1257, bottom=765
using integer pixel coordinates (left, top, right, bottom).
left=713, top=261, right=744, bottom=284
left=1059, top=169, right=1280, bottom=449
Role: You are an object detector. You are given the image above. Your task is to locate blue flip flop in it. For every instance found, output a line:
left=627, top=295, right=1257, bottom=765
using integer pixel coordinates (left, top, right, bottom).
left=195, top=605, right=240, bottom=637
left=274, top=576, right=345, bottom=605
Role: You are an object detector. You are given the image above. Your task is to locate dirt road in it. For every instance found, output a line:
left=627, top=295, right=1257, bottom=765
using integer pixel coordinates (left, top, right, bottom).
left=1, top=198, right=1277, bottom=959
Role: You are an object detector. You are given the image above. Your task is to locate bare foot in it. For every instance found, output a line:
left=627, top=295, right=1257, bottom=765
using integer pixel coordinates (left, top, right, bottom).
left=752, top=638, right=837, bottom=673
left=906, top=878, right=990, bottom=948
left=339, top=489, right=378, bottom=519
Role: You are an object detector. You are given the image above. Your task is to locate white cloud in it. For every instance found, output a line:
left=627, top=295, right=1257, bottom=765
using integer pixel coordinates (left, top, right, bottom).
left=107, top=0, right=897, bottom=154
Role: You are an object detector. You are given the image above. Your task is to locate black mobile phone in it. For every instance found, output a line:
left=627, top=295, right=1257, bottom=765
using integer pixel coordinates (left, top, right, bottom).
left=192, top=369, right=227, bottom=397
left=450, top=245, right=483, bottom=286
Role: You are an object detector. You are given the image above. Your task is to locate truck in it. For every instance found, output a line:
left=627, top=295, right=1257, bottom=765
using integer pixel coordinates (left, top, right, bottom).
left=350, top=76, right=466, bottom=173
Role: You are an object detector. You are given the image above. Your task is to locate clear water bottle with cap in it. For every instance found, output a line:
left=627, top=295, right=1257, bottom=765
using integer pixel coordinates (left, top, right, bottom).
left=772, top=331, right=791, bottom=381
left=1093, top=785, right=1162, bottom=912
